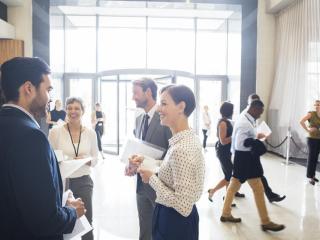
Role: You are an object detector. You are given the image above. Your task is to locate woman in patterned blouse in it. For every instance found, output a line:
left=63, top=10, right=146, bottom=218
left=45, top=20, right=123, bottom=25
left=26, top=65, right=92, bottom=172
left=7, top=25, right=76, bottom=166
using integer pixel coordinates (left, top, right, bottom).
left=137, top=84, right=205, bottom=240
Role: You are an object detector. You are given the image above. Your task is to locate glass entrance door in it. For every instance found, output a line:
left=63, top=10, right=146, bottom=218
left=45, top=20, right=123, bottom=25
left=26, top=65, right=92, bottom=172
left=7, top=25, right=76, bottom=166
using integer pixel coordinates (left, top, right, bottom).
left=198, top=76, right=227, bottom=146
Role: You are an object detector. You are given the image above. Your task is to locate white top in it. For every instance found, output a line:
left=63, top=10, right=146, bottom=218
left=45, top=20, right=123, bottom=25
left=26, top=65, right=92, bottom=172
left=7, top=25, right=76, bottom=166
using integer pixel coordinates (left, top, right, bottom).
left=48, top=125, right=99, bottom=178
left=202, top=111, right=211, bottom=130
left=2, top=103, right=40, bottom=128
left=231, top=112, right=257, bottom=152
left=149, top=129, right=205, bottom=217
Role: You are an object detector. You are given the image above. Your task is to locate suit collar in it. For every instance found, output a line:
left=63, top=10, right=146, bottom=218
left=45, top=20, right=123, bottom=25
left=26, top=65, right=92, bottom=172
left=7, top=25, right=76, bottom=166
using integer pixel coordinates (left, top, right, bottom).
left=1, top=104, right=40, bottom=128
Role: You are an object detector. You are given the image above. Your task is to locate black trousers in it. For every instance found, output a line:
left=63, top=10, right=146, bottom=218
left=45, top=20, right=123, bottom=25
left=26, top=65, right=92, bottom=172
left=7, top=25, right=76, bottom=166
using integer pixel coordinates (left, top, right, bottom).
left=202, top=129, right=208, bottom=148
left=261, top=175, right=277, bottom=200
left=152, top=204, right=199, bottom=240
left=307, top=138, right=320, bottom=178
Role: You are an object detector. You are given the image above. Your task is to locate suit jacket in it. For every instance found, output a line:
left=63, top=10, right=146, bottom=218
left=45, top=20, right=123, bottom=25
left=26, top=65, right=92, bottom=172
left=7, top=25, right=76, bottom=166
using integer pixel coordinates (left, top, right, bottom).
left=0, top=106, right=77, bottom=240
left=134, top=111, right=172, bottom=193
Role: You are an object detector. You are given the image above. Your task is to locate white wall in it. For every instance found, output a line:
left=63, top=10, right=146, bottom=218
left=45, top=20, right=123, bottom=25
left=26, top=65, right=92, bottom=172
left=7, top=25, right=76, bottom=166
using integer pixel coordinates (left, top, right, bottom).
left=7, top=0, right=32, bottom=57
left=256, top=0, right=276, bottom=121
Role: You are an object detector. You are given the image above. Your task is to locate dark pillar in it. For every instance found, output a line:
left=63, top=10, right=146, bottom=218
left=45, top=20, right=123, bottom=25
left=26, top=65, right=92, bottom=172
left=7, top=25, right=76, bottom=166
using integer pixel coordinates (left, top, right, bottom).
left=32, top=0, right=50, bottom=64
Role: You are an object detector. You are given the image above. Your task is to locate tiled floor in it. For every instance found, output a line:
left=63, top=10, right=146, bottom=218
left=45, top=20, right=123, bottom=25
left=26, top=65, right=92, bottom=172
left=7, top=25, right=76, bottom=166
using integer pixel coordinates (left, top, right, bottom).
left=89, top=149, right=320, bottom=240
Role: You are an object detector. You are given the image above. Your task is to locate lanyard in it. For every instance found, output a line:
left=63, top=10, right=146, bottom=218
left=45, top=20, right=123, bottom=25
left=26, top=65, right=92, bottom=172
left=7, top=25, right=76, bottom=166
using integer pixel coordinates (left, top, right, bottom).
left=67, top=123, right=82, bottom=158
left=244, top=114, right=256, bottom=128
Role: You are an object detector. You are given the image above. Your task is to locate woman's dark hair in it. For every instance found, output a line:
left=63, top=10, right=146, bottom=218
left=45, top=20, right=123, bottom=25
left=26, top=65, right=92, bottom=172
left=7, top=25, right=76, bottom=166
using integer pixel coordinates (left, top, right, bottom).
left=0, top=57, right=51, bottom=102
left=132, top=78, right=158, bottom=101
left=160, top=84, right=195, bottom=117
left=220, top=101, right=234, bottom=118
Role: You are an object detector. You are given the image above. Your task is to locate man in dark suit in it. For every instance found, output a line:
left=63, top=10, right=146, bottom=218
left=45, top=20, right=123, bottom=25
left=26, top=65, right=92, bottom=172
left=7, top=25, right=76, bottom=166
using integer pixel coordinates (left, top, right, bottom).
left=0, top=57, right=86, bottom=240
left=129, top=78, right=172, bottom=240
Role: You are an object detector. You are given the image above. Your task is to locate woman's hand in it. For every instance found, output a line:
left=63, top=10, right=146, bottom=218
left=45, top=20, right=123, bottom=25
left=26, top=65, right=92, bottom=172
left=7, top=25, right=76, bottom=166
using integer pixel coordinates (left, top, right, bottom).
left=137, top=168, right=154, bottom=183
left=309, top=127, right=318, bottom=133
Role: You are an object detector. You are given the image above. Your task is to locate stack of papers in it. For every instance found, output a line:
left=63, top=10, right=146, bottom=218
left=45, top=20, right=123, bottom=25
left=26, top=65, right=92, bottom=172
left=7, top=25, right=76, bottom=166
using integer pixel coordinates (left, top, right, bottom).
left=62, top=190, right=92, bottom=240
left=59, top=157, right=92, bottom=179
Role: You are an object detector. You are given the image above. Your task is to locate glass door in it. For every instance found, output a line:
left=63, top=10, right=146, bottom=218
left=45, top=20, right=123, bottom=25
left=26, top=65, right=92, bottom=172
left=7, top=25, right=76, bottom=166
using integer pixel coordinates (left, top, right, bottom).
left=198, top=76, right=227, bottom=146
left=99, top=75, right=119, bottom=155
left=64, top=75, right=95, bottom=128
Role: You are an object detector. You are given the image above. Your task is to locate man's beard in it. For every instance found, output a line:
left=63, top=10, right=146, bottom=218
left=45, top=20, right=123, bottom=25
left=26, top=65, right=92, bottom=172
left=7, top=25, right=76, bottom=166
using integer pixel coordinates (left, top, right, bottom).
left=136, top=99, right=147, bottom=109
left=29, top=98, right=48, bottom=121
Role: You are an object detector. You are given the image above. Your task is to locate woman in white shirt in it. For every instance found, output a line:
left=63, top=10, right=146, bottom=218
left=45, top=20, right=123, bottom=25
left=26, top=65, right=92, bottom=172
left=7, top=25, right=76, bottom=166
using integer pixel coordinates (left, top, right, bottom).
left=202, top=105, right=211, bottom=150
left=137, top=85, right=205, bottom=240
left=49, top=97, right=98, bottom=240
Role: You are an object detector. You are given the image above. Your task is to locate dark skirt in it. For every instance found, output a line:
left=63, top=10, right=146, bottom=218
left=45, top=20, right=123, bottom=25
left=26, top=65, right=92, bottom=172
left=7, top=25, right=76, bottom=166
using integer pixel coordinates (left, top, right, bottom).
left=152, top=204, right=199, bottom=240
left=233, top=150, right=264, bottom=183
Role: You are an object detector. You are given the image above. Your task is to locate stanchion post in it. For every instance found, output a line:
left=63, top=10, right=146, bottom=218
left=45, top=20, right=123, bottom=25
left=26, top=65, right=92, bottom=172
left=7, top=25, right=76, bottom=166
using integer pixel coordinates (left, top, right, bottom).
left=282, top=126, right=294, bottom=165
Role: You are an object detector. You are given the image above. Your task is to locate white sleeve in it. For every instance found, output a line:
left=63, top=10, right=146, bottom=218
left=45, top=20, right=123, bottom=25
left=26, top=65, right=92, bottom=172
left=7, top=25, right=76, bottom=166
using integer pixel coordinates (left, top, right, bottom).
left=48, top=128, right=59, bottom=150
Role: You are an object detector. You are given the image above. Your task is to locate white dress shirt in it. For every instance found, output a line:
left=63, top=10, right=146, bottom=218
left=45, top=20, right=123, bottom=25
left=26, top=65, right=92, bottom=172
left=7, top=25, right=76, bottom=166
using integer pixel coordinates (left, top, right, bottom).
left=145, top=103, right=157, bottom=125
left=48, top=125, right=99, bottom=178
left=149, top=129, right=205, bottom=217
left=231, top=112, right=257, bottom=152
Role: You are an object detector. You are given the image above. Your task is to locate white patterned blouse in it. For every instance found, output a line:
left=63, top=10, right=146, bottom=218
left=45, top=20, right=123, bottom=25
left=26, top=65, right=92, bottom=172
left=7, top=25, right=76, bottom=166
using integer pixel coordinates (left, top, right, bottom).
left=149, top=129, right=205, bottom=217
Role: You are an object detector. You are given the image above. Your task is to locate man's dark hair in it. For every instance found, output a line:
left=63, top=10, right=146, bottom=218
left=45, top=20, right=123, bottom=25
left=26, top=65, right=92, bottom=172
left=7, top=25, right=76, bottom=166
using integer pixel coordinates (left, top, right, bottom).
left=0, top=57, right=51, bottom=102
left=161, top=84, right=195, bottom=117
left=220, top=101, right=234, bottom=118
left=250, top=99, right=264, bottom=109
left=133, top=78, right=158, bottom=101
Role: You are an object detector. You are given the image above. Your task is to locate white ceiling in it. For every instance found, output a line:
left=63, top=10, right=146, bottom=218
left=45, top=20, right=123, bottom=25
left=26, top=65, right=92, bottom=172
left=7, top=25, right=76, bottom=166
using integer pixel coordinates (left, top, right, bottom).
left=58, top=6, right=235, bottom=19
left=0, top=0, right=24, bottom=7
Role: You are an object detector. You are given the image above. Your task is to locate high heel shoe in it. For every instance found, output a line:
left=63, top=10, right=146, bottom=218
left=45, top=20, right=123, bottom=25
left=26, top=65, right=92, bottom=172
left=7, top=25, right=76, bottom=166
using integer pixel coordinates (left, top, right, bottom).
left=208, top=189, right=214, bottom=202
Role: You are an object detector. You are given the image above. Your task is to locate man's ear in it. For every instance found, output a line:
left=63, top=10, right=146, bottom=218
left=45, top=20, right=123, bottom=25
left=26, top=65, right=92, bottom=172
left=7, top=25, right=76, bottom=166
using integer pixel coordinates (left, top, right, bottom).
left=21, top=81, right=35, bottom=96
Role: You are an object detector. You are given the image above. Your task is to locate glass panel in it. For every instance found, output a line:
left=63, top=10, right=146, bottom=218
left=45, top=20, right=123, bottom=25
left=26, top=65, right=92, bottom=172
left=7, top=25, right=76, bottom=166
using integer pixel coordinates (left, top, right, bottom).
left=147, top=21, right=195, bottom=72
left=227, top=20, right=241, bottom=76
left=69, top=78, right=93, bottom=127
left=196, top=20, right=227, bottom=74
left=65, top=16, right=96, bottom=72
left=98, top=17, right=146, bottom=71
left=176, top=76, right=195, bottom=129
left=148, top=17, right=194, bottom=29
left=50, top=15, right=64, bottom=73
left=100, top=78, right=118, bottom=153
left=50, top=77, right=64, bottom=111
left=199, top=80, right=222, bottom=145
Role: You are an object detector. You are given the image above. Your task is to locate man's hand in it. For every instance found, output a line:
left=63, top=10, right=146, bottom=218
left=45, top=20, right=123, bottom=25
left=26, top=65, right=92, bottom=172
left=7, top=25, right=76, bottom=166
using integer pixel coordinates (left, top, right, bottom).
left=67, top=198, right=86, bottom=218
left=257, top=133, right=266, bottom=140
left=137, top=168, right=154, bottom=183
left=129, top=155, right=144, bottom=167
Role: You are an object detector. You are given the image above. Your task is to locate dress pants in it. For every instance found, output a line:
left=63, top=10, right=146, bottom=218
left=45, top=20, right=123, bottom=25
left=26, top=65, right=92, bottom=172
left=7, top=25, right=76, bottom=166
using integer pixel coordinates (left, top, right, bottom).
left=69, top=175, right=94, bottom=240
left=307, top=138, right=320, bottom=178
left=152, top=204, right=199, bottom=240
left=137, top=183, right=156, bottom=240
left=202, top=129, right=208, bottom=149
left=222, top=177, right=270, bottom=225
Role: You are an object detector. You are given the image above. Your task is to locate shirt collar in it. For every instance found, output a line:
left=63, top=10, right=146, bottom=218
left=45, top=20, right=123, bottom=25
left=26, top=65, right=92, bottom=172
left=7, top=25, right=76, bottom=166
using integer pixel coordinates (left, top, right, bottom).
left=145, top=104, right=157, bottom=120
left=2, top=103, right=40, bottom=128
left=169, top=129, right=193, bottom=146
left=244, top=112, right=256, bottom=126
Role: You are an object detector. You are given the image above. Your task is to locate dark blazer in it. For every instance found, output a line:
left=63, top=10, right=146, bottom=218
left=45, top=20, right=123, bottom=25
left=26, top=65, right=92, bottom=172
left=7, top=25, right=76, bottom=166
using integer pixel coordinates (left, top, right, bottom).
left=134, top=111, right=172, bottom=193
left=0, top=106, right=77, bottom=240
